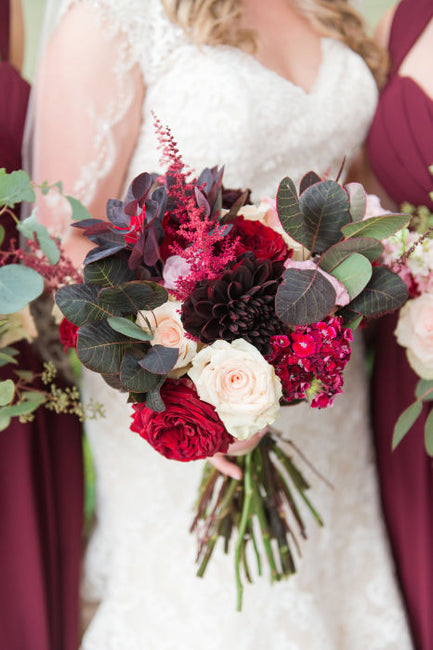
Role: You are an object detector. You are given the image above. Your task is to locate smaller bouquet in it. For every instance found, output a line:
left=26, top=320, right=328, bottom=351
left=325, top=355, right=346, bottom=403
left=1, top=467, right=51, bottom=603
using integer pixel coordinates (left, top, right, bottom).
left=55, top=126, right=409, bottom=608
left=0, top=168, right=101, bottom=428
left=382, top=197, right=433, bottom=455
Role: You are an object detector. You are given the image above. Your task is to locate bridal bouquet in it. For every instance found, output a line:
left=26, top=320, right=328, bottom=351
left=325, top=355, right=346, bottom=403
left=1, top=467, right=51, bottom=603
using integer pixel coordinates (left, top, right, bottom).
left=382, top=198, right=433, bottom=455
left=55, top=127, right=409, bottom=608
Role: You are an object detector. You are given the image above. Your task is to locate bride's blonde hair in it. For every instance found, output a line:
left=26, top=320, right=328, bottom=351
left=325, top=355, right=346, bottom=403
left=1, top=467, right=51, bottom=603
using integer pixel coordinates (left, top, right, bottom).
left=161, top=0, right=387, bottom=87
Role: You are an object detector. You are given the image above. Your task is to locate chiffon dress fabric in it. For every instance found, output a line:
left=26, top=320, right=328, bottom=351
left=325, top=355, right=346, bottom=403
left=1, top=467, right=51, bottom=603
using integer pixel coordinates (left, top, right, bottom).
left=367, top=1, right=433, bottom=648
left=33, top=1, right=413, bottom=648
left=0, top=2, right=84, bottom=648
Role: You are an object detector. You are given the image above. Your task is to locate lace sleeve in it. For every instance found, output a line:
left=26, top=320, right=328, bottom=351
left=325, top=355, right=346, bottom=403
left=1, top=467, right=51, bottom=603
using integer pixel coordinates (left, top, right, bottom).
left=32, top=1, right=145, bottom=265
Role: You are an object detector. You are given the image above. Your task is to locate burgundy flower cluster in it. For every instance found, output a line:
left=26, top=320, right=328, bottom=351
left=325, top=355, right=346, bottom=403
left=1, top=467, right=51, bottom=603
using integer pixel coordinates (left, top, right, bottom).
left=267, top=316, right=353, bottom=409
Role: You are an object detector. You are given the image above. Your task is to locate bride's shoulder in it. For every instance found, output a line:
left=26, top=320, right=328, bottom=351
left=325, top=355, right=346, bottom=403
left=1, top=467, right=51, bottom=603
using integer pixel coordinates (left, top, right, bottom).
left=59, top=0, right=185, bottom=77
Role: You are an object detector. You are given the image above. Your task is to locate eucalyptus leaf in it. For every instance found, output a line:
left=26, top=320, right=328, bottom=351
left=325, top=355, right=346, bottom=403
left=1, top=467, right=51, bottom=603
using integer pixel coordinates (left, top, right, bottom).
left=319, top=237, right=383, bottom=272
left=341, top=214, right=409, bottom=240
left=330, top=254, right=372, bottom=300
left=348, top=267, right=408, bottom=317
left=99, top=281, right=168, bottom=314
left=345, top=183, right=367, bottom=221
left=138, top=344, right=179, bottom=375
left=145, top=381, right=166, bottom=412
left=101, top=373, right=125, bottom=391
left=392, top=401, right=423, bottom=450
left=84, top=257, right=135, bottom=287
left=0, top=224, right=5, bottom=247
left=0, top=392, right=46, bottom=418
left=120, top=351, right=162, bottom=392
left=299, top=171, right=321, bottom=195
left=275, top=268, right=336, bottom=326
left=0, top=379, right=15, bottom=406
left=0, top=265, right=44, bottom=314
left=276, top=177, right=304, bottom=244
left=56, top=283, right=120, bottom=326
left=425, top=409, right=433, bottom=456
left=299, top=180, right=351, bottom=253
left=107, top=316, right=153, bottom=342
left=0, top=350, right=19, bottom=367
left=0, top=169, right=35, bottom=206
left=17, top=211, right=60, bottom=264
left=77, top=321, right=135, bottom=374
left=415, top=379, right=433, bottom=401
left=66, top=195, right=92, bottom=221
left=0, top=412, right=11, bottom=431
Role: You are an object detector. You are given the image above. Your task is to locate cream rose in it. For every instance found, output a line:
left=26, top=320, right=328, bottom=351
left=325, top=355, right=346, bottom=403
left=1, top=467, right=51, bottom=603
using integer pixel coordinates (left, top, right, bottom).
left=188, top=339, right=282, bottom=440
left=136, top=300, right=197, bottom=373
left=395, top=293, right=433, bottom=379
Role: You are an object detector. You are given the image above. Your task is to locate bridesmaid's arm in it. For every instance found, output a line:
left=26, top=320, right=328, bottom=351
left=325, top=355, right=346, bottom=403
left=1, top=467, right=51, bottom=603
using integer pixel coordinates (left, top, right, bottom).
left=33, top=2, right=145, bottom=267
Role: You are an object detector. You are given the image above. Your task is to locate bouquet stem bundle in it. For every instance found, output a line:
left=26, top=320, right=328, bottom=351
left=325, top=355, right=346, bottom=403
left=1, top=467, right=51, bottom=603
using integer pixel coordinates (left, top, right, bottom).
left=191, top=428, right=323, bottom=610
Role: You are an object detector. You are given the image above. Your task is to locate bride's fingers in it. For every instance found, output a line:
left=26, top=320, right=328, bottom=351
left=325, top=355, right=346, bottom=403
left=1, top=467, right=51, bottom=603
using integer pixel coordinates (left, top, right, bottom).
left=208, top=454, right=243, bottom=480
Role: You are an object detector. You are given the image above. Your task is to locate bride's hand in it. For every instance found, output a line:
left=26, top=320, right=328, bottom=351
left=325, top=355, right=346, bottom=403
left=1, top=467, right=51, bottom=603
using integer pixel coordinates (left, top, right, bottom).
left=208, top=428, right=268, bottom=479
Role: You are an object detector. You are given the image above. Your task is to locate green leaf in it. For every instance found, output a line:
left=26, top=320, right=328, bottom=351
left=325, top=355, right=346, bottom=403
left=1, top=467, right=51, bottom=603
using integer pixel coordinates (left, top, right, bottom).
left=77, top=320, right=134, bottom=374
left=0, top=412, right=11, bottom=431
left=415, top=379, right=433, bottom=401
left=0, top=391, right=46, bottom=418
left=0, top=379, right=15, bottom=406
left=138, top=344, right=178, bottom=375
left=299, top=180, right=351, bottom=253
left=0, top=169, right=35, bottom=206
left=0, top=224, right=5, bottom=247
left=392, top=401, right=422, bottom=450
left=107, top=316, right=153, bottom=342
left=17, top=211, right=61, bottom=264
left=0, top=265, right=44, bottom=314
left=341, top=213, right=409, bottom=240
left=425, top=409, right=433, bottom=456
left=56, top=284, right=120, bottom=326
left=319, top=238, right=383, bottom=272
left=98, top=281, right=168, bottom=314
left=0, top=347, right=19, bottom=367
left=14, top=370, right=35, bottom=382
left=345, top=182, right=367, bottom=221
left=276, top=177, right=304, bottom=244
left=330, top=253, right=372, bottom=300
left=66, top=195, right=92, bottom=221
left=84, top=257, right=135, bottom=288
left=275, top=268, right=336, bottom=326
left=120, top=351, right=162, bottom=392
left=145, top=381, right=166, bottom=412
left=348, top=267, right=408, bottom=317
left=101, top=373, right=125, bottom=391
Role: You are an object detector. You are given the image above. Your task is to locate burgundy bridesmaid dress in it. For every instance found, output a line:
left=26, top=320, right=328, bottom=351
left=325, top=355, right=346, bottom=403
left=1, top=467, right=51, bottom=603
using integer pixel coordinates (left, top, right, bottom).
left=0, top=3, right=84, bottom=648
left=367, top=1, right=433, bottom=648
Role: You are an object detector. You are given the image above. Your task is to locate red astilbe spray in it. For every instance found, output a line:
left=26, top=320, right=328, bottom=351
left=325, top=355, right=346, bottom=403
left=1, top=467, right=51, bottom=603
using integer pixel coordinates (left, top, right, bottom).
left=154, top=118, right=239, bottom=300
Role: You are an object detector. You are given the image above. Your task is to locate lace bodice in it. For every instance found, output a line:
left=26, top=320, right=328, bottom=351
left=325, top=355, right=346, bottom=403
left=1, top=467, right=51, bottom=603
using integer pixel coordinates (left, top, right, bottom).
left=33, top=2, right=412, bottom=648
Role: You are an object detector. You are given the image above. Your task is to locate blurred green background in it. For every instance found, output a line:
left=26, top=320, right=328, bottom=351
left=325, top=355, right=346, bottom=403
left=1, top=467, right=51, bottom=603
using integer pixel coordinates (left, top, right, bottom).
left=22, top=0, right=396, bottom=82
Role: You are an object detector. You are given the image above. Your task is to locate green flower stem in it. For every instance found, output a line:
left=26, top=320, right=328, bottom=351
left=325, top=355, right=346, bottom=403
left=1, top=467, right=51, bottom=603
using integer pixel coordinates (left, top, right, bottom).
left=234, top=451, right=253, bottom=611
left=251, top=478, right=280, bottom=584
left=274, top=446, right=324, bottom=526
left=275, top=467, right=307, bottom=540
left=248, top=520, right=262, bottom=576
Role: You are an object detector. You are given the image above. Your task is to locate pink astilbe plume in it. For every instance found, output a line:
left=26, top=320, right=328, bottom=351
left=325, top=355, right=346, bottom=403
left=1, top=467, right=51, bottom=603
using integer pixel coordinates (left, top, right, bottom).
left=154, top=117, right=239, bottom=299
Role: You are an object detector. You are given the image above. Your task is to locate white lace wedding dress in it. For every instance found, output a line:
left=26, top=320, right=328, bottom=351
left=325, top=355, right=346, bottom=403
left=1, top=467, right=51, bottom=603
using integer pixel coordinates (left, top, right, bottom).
left=38, top=1, right=413, bottom=648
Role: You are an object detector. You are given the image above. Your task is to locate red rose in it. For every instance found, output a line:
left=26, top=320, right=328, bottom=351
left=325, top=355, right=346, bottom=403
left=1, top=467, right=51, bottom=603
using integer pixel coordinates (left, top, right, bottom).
left=230, top=215, right=289, bottom=262
left=59, top=317, right=79, bottom=351
left=130, top=378, right=233, bottom=461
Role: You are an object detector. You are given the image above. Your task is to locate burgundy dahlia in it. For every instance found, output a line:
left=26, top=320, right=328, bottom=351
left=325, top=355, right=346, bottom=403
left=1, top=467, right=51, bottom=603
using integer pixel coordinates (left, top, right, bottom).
left=181, top=256, right=285, bottom=354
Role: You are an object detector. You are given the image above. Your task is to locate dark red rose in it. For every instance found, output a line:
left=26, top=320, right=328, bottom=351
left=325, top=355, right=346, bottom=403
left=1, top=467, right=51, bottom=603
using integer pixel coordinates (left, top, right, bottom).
left=230, top=215, right=289, bottom=262
left=130, top=378, right=233, bottom=461
left=59, top=317, right=79, bottom=351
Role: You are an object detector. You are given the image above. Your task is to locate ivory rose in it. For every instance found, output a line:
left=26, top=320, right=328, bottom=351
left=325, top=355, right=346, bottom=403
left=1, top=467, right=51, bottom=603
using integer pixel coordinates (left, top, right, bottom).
left=188, top=338, right=282, bottom=440
left=395, top=293, right=433, bottom=379
left=136, top=300, right=197, bottom=373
